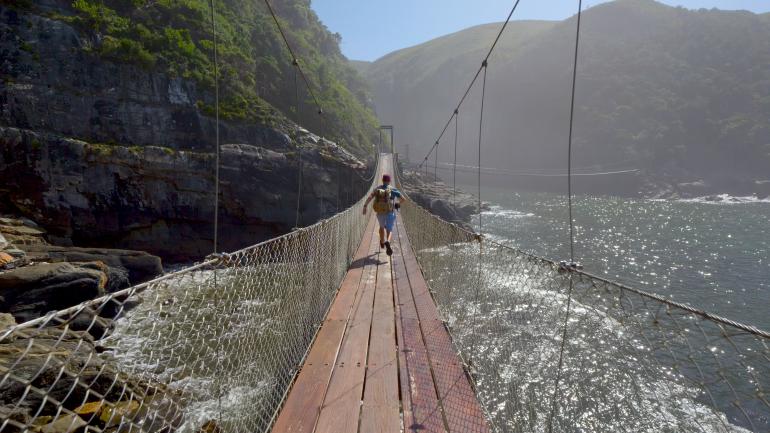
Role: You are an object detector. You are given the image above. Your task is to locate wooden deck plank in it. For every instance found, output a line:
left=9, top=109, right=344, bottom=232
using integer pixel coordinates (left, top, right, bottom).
left=396, top=216, right=491, bottom=433
left=272, top=154, right=488, bottom=433
left=313, top=228, right=381, bottom=433
left=360, top=248, right=400, bottom=433
left=271, top=217, right=376, bottom=433
left=270, top=321, right=347, bottom=433
left=392, top=222, right=447, bottom=433
left=326, top=216, right=378, bottom=321
left=391, top=247, right=415, bottom=433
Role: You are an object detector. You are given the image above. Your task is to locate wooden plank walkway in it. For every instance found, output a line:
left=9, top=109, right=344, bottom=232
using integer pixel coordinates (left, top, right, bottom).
left=272, top=182, right=490, bottom=433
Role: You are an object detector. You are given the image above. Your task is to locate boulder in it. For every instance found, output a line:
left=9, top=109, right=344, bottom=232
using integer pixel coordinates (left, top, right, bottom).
left=0, top=262, right=107, bottom=323
left=0, top=252, right=14, bottom=266
left=0, top=326, right=182, bottom=432
left=398, top=168, right=486, bottom=227
left=0, top=218, right=47, bottom=247
left=67, top=310, right=112, bottom=340
left=3, top=248, right=26, bottom=258
left=0, top=404, right=32, bottom=432
left=199, top=420, right=222, bottom=433
left=0, top=251, right=29, bottom=270
left=76, top=261, right=130, bottom=293
left=39, top=414, right=87, bottom=433
left=0, top=313, right=16, bottom=331
left=23, top=245, right=161, bottom=285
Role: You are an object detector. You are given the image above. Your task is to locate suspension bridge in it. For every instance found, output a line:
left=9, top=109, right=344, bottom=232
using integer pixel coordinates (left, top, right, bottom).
left=1, top=152, right=768, bottom=433
left=1, top=0, right=769, bottom=432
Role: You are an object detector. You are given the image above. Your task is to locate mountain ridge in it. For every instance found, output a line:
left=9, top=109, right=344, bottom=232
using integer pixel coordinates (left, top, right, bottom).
left=361, top=0, right=770, bottom=198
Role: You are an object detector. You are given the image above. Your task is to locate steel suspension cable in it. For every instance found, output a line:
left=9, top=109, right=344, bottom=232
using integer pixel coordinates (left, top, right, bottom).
left=453, top=109, right=458, bottom=208
left=417, top=0, right=523, bottom=170
left=209, top=1, right=221, bottom=255
left=262, top=0, right=327, bottom=124
left=294, top=62, right=303, bottom=228
left=566, top=17, right=581, bottom=265
left=477, top=62, right=488, bottom=234
left=548, top=1, right=584, bottom=431
left=207, top=0, right=224, bottom=427
left=468, top=61, right=488, bottom=364
left=434, top=141, right=438, bottom=180
left=265, top=0, right=361, bottom=223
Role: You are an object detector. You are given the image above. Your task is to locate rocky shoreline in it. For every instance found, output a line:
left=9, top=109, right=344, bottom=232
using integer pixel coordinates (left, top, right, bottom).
left=638, top=172, right=770, bottom=201
left=0, top=215, right=163, bottom=326
left=397, top=167, right=488, bottom=230
left=0, top=215, right=179, bottom=433
left=0, top=313, right=186, bottom=433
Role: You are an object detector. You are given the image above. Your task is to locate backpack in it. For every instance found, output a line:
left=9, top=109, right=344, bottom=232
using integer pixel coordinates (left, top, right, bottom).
left=372, top=186, right=394, bottom=214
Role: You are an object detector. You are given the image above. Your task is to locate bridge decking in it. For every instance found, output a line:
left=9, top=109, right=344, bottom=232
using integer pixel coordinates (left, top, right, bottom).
left=271, top=210, right=489, bottom=433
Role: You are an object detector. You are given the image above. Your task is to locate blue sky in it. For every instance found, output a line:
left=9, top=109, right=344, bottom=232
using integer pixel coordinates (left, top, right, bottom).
left=311, top=0, right=770, bottom=61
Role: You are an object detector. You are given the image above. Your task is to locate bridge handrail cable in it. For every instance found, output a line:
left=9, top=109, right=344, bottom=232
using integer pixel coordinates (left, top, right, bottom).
left=0, top=151, right=383, bottom=433
left=395, top=159, right=770, bottom=433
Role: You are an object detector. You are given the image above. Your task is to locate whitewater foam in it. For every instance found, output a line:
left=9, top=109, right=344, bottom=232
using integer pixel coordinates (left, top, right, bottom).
left=677, top=194, right=770, bottom=204
left=480, top=205, right=536, bottom=218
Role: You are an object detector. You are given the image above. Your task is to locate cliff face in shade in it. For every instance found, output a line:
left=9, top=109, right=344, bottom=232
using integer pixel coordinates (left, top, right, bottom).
left=0, top=125, right=367, bottom=261
left=0, top=4, right=371, bottom=261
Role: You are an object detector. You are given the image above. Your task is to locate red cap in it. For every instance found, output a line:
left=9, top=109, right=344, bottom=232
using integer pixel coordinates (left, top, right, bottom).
left=382, top=174, right=391, bottom=182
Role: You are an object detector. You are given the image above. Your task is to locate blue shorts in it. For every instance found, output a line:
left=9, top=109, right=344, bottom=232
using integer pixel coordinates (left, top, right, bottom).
left=376, top=212, right=396, bottom=232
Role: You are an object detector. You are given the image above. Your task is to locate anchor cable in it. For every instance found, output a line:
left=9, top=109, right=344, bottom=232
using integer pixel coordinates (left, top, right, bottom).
left=417, top=0, right=523, bottom=171
left=210, top=1, right=221, bottom=255
left=477, top=63, right=488, bottom=234
left=294, top=63, right=303, bottom=228
left=263, top=0, right=327, bottom=123
left=468, top=61, right=488, bottom=363
left=434, top=140, right=439, bottom=180
left=453, top=109, right=458, bottom=208
left=207, top=0, right=224, bottom=427
left=548, top=1, right=584, bottom=431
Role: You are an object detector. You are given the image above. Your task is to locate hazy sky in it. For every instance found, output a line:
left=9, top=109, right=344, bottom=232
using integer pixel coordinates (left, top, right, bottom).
left=311, top=0, right=770, bottom=61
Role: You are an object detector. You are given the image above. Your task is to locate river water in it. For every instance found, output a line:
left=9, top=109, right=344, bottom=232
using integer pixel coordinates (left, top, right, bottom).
left=416, top=185, right=770, bottom=432
left=105, top=186, right=769, bottom=432
left=467, top=186, right=770, bottom=331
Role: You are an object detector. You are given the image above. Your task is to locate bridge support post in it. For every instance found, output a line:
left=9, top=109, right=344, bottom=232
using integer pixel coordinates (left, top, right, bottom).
left=379, top=125, right=394, bottom=155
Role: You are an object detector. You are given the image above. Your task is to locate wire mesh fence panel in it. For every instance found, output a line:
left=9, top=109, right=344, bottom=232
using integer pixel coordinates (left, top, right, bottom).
left=0, top=170, right=377, bottom=433
left=400, top=197, right=770, bottom=433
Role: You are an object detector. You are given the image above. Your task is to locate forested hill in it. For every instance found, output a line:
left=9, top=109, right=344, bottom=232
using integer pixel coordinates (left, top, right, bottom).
left=8, top=0, right=378, bottom=156
left=360, top=0, right=770, bottom=198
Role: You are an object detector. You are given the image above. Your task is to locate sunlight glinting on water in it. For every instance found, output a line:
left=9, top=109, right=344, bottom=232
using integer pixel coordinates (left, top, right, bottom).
left=469, top=188, right=770, bottom=331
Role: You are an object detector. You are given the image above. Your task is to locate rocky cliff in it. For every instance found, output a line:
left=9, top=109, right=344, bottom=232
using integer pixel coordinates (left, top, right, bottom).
left=0, top=3, right=372, bottom=262
left=397, top=166, right=485, bottom=229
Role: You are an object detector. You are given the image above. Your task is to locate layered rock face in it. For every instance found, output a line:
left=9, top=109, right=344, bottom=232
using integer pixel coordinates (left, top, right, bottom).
left=0, top=216, right=163, bottom=323
left=0, top=4, right=371, bottom=262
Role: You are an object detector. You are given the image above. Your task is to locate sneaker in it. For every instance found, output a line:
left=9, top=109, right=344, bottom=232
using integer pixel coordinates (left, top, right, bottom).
left=385, top=241, right=393, bottom=256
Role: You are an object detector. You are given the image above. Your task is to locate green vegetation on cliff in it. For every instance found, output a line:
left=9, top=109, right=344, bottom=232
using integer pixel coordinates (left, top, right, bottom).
left=49, top=0, right=378, bottom=156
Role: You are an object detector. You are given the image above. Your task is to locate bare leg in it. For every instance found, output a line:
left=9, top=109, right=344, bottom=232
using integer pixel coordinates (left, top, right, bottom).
left=384, top=228, right=394, bottom=256
left=379, top=227, right=385, bottom=245
left=386, top=230, right=392, bottom=243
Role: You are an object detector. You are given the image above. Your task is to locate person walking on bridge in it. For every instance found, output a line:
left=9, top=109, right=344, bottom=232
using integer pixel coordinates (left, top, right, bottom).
left=363, top=174, right=402, bottom=256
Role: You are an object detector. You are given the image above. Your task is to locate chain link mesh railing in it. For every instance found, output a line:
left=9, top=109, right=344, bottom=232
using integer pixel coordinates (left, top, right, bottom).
left=0, top=159, right=379, bottom=433
left=398, top=185, right=770, bottom=433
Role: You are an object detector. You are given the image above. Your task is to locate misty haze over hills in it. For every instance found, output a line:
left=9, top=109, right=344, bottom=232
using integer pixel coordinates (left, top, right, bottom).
left=356, top=0, right=770, bottom=198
